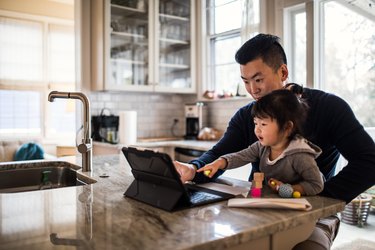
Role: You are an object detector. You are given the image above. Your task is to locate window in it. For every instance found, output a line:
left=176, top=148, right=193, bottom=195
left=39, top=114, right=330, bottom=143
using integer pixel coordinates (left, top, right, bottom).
left=284, top=5, right=306, bottom=84
left=0, top=13, right=75, bottom=141
left=319, top=1, right=375, bottom=126
left=285, top=1, right=375, bottom=127
left=205, top=0, right=260, bottom=97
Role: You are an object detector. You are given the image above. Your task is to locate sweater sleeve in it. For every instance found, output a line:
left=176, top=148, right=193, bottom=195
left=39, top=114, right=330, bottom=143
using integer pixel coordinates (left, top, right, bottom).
left=307, top=90, right=375, bottom=203
left=222, top=142, right=261, bottom=170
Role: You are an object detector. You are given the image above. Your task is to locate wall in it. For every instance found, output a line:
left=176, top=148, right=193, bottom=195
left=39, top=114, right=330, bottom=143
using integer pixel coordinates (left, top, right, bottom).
left=0, top=0, right=74, bottom=20
left=89, top=89, right=253, bottom=139
left=90, top=92, right=197, bottom=139
left=205, top=98, right=253, bottom=132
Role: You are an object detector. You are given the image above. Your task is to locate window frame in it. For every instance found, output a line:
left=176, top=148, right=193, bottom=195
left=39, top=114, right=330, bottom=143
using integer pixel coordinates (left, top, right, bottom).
left=206, top=0, right=242, bottom=94
left=199, top=0, right=262, bottom=99
left=283, top=3, right=306, bottom=84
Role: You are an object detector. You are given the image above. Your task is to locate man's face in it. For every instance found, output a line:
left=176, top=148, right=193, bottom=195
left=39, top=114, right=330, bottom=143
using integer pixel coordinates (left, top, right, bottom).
left=240, top=58, right=288, bottom=100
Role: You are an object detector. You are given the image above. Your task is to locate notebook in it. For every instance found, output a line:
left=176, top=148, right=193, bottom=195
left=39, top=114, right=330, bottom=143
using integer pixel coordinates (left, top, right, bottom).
left=122, top=147, right=235, bottom=211
left=228, top=198, right=312, bottom=211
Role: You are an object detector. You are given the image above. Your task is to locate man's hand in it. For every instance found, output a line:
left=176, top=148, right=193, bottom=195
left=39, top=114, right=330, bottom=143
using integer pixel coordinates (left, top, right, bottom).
left=173, top=160, right=196, bottom=183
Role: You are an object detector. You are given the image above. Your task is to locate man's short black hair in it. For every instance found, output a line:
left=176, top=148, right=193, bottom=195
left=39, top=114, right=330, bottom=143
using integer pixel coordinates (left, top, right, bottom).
left=235, top=34, right=287, bottom=73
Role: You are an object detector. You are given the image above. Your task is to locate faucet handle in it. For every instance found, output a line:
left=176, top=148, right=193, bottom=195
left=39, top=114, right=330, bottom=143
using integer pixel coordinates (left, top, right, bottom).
left=78, top=143, right=92, bottom=153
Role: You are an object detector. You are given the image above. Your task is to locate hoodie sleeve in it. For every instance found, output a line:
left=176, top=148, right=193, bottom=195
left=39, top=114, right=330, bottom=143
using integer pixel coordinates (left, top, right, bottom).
left=221, top=142, right=262, bottom=169
left=292, top=153, right=324, bottom=195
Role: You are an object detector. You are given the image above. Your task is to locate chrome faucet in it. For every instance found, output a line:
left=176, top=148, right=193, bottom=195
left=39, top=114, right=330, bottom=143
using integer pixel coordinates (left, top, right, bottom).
left=48, top=91, right=92, bottom=172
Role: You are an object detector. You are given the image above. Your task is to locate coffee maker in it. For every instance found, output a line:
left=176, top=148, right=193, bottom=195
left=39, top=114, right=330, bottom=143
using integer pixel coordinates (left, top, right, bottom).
left=185, top=102, right=204, bottom=139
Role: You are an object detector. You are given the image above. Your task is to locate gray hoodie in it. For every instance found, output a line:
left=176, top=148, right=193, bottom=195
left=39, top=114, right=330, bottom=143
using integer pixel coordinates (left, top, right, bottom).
left=222, top=135, right=324, bottom=195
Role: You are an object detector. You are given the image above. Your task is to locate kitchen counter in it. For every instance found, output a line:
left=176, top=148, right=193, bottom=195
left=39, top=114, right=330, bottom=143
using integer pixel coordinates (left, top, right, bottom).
left=0, top=155, right=345, bottom=249
left=134, top=139, right=218, bottom=151
left=93, top=139, right=217, bottom=159
left=94, top=139, right=217, bottom=151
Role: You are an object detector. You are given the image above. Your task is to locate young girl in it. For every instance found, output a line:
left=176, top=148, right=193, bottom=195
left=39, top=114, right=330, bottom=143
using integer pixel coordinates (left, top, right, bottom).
left=197, top=89, right=324, bottom=196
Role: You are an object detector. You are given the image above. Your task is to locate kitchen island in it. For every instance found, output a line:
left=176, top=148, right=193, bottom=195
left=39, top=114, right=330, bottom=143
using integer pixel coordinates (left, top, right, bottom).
left=0, top=155, right=345, bottom=249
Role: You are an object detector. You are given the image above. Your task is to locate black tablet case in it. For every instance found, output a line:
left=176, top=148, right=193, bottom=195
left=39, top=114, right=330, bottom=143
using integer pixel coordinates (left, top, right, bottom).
left=122, top=147, right=233, bottom=211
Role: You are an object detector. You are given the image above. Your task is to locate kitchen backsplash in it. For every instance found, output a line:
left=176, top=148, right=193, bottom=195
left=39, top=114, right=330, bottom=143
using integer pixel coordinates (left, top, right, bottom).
left=90, top=92, right=252, bottom=139
left=205, top=98, right=252, bottom=132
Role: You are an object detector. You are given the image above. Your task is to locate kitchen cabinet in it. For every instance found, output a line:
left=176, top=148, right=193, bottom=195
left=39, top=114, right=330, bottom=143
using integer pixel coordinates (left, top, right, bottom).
left=56, top=145, right=77, bottom=157
left=91, top=0, right=196, bottom=93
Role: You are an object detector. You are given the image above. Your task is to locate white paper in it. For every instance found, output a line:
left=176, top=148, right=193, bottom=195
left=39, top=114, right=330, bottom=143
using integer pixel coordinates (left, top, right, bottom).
left=197, top=182, right=250, bottom=196
left=227, top=198, right=312, bottom=211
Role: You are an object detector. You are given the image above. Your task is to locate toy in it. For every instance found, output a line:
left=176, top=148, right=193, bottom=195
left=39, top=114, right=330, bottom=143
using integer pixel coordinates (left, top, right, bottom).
left=250, top=188, right=262, bottom=197
left=293, top=191, right=301, bottom=198
left=271, top=181, right=302, bottom=198
left=278, top=184, right=294, bottom=198
left=251, top=172, right=264, bottom=198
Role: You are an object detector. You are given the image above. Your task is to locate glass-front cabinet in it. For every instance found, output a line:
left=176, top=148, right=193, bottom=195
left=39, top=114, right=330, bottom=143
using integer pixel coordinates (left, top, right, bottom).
left=157, top=0, right=192, bottom=91
left=94, top=0, right=195, bottom=93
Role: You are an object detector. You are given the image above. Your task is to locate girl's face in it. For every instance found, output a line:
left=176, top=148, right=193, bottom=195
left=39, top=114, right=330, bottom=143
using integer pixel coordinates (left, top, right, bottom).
left=253, top=117, right=288, bottom=147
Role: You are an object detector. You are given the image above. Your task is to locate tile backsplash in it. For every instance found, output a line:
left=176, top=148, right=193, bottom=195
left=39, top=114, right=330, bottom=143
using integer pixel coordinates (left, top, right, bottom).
left=205, top=98, right=252, bottom=132
left=90, top=91, right=253, bottom=139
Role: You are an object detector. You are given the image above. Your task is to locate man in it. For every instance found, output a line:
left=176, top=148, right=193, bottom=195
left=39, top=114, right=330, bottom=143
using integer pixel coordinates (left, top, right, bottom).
left=174, top=34, right=375, bottom=249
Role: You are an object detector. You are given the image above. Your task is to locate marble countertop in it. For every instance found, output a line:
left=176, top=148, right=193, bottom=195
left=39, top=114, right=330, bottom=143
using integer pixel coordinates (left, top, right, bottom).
left=0, top=155, right=345, bottom=249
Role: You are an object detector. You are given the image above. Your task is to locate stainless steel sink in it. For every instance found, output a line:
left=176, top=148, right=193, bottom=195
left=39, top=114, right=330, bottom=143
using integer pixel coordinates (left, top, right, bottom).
left=0, top=161, right=96, bottom=193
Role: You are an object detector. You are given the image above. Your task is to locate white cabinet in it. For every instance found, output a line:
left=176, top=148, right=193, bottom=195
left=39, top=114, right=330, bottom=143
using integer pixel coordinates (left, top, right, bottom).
left=92, top=0, right=196, bottom=93
left=155, top=0, right=195, bottom=93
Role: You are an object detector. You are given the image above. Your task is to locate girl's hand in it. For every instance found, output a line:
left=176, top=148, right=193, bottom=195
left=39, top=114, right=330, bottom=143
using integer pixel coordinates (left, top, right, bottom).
left=196, top=158, right=227, bottom=178
left=268, top=178, right=283, bottom=192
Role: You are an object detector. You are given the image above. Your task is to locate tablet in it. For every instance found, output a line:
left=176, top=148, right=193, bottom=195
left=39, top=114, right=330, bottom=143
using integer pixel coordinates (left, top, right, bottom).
left=122, top=147, right=235, bottom=211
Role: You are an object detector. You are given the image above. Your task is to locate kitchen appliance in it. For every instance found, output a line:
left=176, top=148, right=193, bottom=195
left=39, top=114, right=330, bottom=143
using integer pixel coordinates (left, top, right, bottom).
left=91, top=108, right=119, bottom=144
left=174, top=147, right=205, bottom=162
left=185, top=102, right=204, bottom=139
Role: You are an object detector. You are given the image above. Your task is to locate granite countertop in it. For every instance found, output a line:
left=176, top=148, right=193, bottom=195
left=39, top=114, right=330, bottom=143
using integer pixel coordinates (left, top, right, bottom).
left=0, top=155, right=345, bottom=249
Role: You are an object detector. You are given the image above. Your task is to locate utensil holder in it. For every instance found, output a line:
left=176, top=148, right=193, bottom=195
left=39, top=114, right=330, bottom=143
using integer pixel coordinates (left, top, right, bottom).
left=341, top=193, right=372, bottom=227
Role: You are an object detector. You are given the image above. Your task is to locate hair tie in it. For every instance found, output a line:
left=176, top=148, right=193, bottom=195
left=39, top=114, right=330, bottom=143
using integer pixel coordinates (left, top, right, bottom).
left=284, top=83, right=303, bottom=95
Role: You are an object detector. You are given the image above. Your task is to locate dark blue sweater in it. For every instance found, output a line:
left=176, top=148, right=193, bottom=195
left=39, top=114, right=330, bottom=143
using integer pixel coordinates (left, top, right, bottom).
left=191, top=88, right=375, bottom=203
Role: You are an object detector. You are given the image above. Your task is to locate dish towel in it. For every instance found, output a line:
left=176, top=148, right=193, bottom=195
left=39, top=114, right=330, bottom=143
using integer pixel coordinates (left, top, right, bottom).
left=228, top=198, right=312, bottom=211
